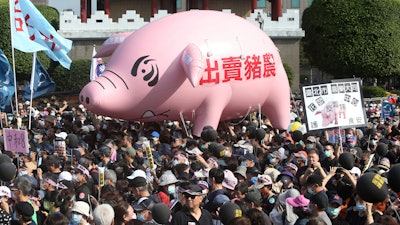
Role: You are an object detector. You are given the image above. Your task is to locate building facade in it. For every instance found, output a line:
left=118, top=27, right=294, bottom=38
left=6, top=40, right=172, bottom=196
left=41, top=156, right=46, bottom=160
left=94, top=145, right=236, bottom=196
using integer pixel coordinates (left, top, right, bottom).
left=33, top=0, right=311, bottom=92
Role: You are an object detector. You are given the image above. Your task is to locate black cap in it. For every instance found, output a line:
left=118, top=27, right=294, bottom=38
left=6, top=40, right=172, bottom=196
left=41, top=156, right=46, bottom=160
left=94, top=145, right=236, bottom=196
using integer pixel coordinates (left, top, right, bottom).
left=133, top=198, right=156, bottom=212
left=208, top=142, right=225, bottom=159
left=128, top=177, right=147, bottom=188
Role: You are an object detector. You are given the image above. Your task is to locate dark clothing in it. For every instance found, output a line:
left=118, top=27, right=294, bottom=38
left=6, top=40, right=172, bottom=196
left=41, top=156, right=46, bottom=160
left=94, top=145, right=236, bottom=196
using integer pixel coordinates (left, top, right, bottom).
left=203, top=189, right=227, bottom=213
left=75, top=183, right=92, bottom=203
left=321, top=157, right=338, bottom=172
left=331, top=216, right=349, bottom=225
left=169, top=206, right=213, bottom=225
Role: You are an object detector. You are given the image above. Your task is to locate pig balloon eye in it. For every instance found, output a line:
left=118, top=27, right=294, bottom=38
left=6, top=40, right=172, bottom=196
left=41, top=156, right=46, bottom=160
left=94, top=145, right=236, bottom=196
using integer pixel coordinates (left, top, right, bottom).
left=131, top=55, right=160, bottom=87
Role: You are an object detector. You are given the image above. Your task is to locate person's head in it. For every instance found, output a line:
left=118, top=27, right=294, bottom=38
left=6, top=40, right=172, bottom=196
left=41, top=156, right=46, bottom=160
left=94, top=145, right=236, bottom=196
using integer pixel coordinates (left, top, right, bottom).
left=133, top=198, right=155, bottom=222
left=128, top=176, right=148, bottom=198
left=323, top=143, right=335, bottom=159
left=15, top=201, right=34, bottom=223
left=306, top=174, right=323, bottom=195
left=209, top=168, right=224, bottom=186
left=71, top=201, right=91, bottom=225
left=234, top=182, right=248, bottom=199
left=244, top=189, right=262, bottom=208
left=309, top=191, right=329, bottom=214
left=44, top=213, right=70, bottom=225
left=114, top=201, right=134, bottom=224
left=46, top=155, right=61, bottom=172
left=105, top=169, right=117, bottom=186
left=307, top=149, right=319, bottom=165
left=93, top=204, right=115, bottom=225
left=327, top=194, right=343, bottom=218
left=245, top=208, right=266, bottom=225
left=12, top=176, right=32, bottom=198
left=305, top=136, right=317, bottom=151
left=182, top=184, right=206, bottom=210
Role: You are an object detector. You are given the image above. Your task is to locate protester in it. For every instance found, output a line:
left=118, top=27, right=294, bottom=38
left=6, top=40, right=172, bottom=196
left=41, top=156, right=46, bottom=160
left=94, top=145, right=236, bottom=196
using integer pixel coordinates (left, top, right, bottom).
left=0, top=98, right=398, bottom=225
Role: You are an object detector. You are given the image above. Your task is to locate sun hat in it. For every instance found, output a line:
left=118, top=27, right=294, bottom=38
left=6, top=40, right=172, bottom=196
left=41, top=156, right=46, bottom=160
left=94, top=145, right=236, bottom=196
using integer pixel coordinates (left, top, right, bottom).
left=158, top=170, right=178, bottom=186
left=286, top=194, right=309, bottom=207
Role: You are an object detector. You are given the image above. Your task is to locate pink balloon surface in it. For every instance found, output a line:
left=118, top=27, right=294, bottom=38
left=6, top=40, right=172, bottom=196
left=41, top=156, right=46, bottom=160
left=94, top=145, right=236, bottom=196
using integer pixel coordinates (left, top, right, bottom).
left=94, top=32, right=132, bottom=57
left=80, top=10, right=291, bottom=136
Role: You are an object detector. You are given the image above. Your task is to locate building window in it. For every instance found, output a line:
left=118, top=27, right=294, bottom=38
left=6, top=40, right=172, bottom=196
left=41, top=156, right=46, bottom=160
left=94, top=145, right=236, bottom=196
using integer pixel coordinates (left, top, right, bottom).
left=308, top=0, right=313, bottom=6
left=177, top=0, right=182, bottom=9
left=291, top=0, right=300, bottom=8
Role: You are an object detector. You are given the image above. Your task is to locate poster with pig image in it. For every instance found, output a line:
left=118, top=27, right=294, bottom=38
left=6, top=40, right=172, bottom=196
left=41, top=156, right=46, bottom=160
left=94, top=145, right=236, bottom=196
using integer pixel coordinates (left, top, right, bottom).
left=302, top=79, right=367, bottom=131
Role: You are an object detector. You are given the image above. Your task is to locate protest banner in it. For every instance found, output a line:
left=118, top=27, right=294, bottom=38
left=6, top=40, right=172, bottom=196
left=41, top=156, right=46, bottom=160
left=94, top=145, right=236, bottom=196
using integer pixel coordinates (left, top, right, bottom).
left=302, top=79, right=368, bottom=131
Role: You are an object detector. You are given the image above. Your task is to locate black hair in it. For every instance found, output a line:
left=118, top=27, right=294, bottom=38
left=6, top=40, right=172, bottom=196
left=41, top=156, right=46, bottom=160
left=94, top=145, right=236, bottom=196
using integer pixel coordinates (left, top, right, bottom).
left=209, top=168, right=224, bottom=184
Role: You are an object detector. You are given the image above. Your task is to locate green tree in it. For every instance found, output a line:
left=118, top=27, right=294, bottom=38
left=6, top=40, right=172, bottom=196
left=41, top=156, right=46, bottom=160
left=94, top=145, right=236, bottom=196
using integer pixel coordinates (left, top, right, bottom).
left=302, top=0, right=400, bottom=79
left=283, top=63, right=295, bottom=87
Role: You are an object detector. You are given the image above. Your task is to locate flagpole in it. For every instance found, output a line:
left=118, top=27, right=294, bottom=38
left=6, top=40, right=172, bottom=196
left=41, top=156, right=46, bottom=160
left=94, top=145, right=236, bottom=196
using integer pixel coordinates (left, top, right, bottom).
left=28, top=52, right=37, bottom=130
left=9, top=0, right=19, bottom=116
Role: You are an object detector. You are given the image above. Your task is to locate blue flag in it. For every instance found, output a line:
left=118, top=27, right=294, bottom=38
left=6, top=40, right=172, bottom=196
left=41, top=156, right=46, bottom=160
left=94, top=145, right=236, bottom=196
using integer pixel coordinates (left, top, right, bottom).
left=0, top=50, right=15, bottom=111
left=22, top=58, right=56, bottom=101
left=10, top=0, right=73, bottom=69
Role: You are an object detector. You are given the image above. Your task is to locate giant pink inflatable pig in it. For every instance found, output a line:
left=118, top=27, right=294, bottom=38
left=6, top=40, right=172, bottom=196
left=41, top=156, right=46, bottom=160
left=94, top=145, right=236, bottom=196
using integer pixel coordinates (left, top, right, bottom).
left=80, top=10, right=291, bottom=136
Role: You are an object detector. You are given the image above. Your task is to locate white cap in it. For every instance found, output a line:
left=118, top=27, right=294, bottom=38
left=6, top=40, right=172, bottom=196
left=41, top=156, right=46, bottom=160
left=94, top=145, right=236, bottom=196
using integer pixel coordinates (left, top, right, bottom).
left=349, top=167, right=361, bottom=177
left=127, top=169, right=146, bottom=180
left=58, top=171, right=72, bottom=181
left=55, top=132, right=67, bottom=140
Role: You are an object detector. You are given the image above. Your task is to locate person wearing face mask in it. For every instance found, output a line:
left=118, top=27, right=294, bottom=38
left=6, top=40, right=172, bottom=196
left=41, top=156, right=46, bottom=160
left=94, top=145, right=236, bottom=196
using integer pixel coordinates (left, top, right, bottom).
left=70, top=201, right=91, bottom=225
left=327, top=193, right=349, bottom=225
left=346, top=135, right=358, bottom=149
left=321, top=143, right=338, bottom=172
left=345, top=194, right=369, bottom=225
left=254, top=174, right=276, bottom=215
left=157, top=170, right=179, bottom=205
left=133, top=198, right=156, bottom=224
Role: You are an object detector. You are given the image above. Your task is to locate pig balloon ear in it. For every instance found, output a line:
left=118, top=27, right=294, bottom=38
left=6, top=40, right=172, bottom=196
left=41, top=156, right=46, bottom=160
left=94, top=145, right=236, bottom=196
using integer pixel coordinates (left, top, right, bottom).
left=181, top=43, right=205, bottom=87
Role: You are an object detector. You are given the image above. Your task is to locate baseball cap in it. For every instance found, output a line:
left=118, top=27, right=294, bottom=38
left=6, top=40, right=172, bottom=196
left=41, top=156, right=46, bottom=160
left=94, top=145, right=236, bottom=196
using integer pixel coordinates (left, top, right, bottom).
left=182, top=184, right=204, bottom=196
left=328, top=193, right=343, bottom=206
left=349, top=167, right=361, bottom=177
left=254, top=174, right=273, bottom=189
left=133, top=198, right=156, bottom=212
left=306, top=136, right=316, bottom=143
left=244, top=189, right=262, bottom=205
left=294, top=151, right=308, bottom=159
left=127, top=169, right=146, bottom=180
left=244, top=153, right=256, bottom=162
left=55, top=132, right=68, bottom=140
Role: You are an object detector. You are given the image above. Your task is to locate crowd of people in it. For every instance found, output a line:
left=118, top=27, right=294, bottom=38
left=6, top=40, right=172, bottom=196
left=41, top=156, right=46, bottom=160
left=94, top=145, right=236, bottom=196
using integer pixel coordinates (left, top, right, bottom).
left=0, top=97, right=399, bottom=225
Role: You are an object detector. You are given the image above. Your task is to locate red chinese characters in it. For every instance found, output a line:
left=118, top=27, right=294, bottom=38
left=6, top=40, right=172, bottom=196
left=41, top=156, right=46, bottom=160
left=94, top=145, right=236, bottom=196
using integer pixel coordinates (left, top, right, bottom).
left=200, top=53, right=276, bottom=85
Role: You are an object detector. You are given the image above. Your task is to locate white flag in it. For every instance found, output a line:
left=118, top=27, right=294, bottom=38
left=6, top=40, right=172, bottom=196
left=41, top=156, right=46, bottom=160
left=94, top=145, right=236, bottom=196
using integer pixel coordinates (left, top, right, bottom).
left=90, top=46, right=105, bottom=81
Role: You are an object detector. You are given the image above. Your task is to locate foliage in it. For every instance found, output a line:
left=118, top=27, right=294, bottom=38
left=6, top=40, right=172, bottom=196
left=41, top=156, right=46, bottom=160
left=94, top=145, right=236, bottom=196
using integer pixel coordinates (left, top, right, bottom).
left=362, top=86, right=387, bottom=98
left=0, top=3, right=59, bottom=82
left=302, top=0, right=400, bottom=79
left=50, top=60, right=91, bottom=92
left=283, top=63, right=295, bottom=87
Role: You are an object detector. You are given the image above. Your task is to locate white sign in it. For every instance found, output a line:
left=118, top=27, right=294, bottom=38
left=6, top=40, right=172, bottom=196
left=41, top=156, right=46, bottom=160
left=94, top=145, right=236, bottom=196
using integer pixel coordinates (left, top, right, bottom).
left=302, top=79, right=367, bottom=131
